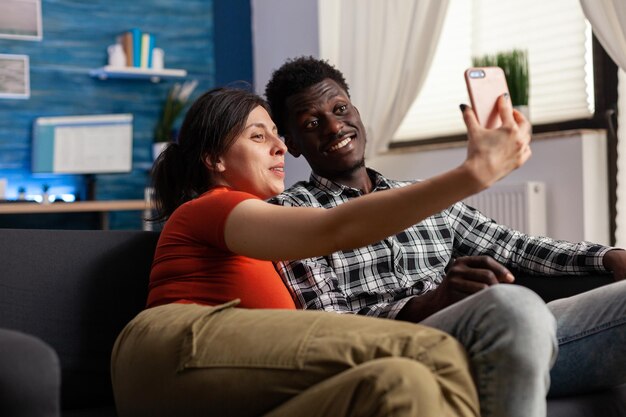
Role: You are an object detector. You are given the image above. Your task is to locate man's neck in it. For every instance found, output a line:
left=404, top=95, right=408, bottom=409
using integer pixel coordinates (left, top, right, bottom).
left=320, top=166, right=373, bottom=194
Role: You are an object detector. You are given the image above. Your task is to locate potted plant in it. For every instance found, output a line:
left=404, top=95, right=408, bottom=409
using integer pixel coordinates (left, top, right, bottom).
left=153, top=79, right=198, bottom=160
left=473, top=49, right=529, bottom=118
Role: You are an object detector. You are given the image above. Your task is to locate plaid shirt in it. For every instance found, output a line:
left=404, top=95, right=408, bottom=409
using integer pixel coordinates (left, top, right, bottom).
left=269, top=168, right=611, bottom=318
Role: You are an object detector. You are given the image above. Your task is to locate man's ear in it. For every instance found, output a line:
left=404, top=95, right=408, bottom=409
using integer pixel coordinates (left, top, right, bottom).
left=203, top=155, right=226, bottom=172
left=284, top=135, right=301, bottom=158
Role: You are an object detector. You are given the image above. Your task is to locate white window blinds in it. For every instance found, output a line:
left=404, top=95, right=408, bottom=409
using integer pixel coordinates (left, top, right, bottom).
left=393, top=0, right=593, bottom=142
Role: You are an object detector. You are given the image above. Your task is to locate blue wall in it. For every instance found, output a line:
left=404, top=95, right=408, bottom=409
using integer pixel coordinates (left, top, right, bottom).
left=214, top=0, right=253, bottom=87
left=0, top=0, right=217, bottom=229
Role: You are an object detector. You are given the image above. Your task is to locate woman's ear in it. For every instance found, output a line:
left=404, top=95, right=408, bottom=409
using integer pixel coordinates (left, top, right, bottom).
left=203, top=155, right=226, bottom=172
left=284, top=135, right=301, bottom=158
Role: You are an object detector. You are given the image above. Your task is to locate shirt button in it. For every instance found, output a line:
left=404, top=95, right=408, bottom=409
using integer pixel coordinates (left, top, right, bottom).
left=395, top=264, right=405, bottom=275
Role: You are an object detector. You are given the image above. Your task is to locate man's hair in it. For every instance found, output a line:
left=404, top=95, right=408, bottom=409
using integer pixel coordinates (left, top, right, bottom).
left=265, top=56, right=349, bottom=135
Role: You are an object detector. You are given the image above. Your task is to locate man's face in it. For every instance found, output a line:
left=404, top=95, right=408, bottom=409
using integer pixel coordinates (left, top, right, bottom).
left=283, top=79, right=367, bottom=180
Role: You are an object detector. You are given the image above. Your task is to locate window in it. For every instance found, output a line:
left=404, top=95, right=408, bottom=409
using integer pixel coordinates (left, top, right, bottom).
left=393, top=0, right=594, bottom=143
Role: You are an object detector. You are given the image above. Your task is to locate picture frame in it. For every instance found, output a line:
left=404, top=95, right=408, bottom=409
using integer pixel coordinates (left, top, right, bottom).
left=0, top=54, right=30, bottom=99
left=0, top=0, right=43, bottom=41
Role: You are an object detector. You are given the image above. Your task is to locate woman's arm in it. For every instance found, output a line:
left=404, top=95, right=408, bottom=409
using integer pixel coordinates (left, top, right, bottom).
left=225, top=95, right=532, bottom=261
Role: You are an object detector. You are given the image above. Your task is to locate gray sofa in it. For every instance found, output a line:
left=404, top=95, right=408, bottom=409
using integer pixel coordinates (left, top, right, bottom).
left=0, top=228, right=624, bottom=417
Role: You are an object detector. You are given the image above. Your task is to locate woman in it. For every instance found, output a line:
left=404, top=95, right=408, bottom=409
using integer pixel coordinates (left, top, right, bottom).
left=112, top=87, right=530, bottom=417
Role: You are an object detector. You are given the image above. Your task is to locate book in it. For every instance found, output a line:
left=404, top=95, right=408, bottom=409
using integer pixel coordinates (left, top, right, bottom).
left=130, top=28, right=141, bottom=67
left=147, top=34, right=155, bottom=68
left=121, top=31, right=133, bottom=67
left=140, top=33, right=155, bottom=69
left=117, top=29, right=157, bottom=69
left=140, top=33, right=150, bottom=68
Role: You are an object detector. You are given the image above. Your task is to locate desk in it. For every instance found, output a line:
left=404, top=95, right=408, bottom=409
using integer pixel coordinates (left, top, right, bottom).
left=0, top=200, right=150, bottom=230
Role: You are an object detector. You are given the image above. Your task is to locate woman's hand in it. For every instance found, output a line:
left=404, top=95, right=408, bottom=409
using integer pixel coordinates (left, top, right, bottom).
left=460, top=94, right=532, bottom=190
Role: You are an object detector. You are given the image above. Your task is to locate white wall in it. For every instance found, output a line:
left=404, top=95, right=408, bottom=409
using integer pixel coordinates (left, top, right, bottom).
left=251, top=0, right=320, bottom=187
left=369, top=130, right=610, bottom=245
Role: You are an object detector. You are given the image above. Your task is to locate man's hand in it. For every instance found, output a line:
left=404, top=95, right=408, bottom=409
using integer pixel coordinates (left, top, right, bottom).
left=602, top=249, right=626, bottom=281
left=397, top=256, right=514, bottom=323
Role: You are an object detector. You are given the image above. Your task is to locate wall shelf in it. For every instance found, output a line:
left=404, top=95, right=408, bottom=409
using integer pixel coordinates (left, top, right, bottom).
left=89, top=66, right=187, bottom=83
left=0, top=199, right=151, bottom=230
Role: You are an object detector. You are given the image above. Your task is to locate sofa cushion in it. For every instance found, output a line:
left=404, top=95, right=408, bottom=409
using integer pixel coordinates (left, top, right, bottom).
left=0, top=229, right=159, bottom=410
left=548, top=384, right=626, bottom=417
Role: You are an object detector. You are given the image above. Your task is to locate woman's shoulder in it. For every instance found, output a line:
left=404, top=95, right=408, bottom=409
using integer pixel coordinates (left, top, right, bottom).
left=173, top=187, right=260, bottom=217
left=194, top=187, right=260, bottom=205
left=162, top=187, right=262, bottom=243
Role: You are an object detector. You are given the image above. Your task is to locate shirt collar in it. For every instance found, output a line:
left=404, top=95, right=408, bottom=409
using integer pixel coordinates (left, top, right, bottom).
left=309, top=168, right=393, bottom=196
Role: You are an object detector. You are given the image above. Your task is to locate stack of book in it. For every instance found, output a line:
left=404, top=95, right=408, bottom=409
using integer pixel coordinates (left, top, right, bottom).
left=118, top=29, right=156, bottom=69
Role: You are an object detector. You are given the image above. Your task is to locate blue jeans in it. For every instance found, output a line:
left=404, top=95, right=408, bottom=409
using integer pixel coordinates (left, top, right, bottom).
left=421, top=280, right=626, bottom=417
left=421, top=285, right=556, bottom=417
left=548, top=279, right=626, bottom=397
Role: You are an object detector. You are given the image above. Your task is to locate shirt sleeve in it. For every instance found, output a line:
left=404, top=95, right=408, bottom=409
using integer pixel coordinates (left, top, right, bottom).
left=271, top=190, right=412, bottom=319
left=174, top=190, right=260, bottom=252
left=274, top=257, right=411, bottom=318
left=446, top=202, right=613, bottom=275
left=271, top=192, right=361, bottom=314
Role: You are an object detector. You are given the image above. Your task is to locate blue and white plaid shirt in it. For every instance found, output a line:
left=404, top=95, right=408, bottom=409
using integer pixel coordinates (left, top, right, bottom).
left=269, top=168, right=611, bottom=318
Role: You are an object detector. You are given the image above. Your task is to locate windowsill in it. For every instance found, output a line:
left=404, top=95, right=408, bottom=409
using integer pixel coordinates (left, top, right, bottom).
left=384, top=128, right=607, bottom=155
left=381, top=112, right=613, bottom=155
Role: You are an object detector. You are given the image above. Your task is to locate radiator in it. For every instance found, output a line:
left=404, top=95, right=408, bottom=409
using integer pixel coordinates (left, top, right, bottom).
left=462, top=182, right=547, bottom=236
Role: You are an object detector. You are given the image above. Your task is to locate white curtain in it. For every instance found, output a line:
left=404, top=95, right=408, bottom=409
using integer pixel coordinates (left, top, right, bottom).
left=319, top=0, right=449, bottom=159
left=579, top=0, right=626, bottom=246
left=580, top=1, right=626, bottom=70
left=618, top=70, right=626, bottom=247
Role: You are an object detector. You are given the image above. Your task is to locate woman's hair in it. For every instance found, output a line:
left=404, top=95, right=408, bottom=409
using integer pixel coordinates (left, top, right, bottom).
left=265, top=56, right=349, bottom=135
left=150, top=87, right=269, bottom=222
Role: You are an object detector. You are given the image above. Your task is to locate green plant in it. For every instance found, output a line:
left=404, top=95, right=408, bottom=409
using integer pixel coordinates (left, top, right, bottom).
left=154, top=80, right=198, bottom=143
left=473, top=49, right=529, bottom=106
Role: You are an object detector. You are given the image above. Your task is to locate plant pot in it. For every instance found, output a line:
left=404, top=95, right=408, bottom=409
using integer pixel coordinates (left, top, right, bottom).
left=152, top=142, right=169, bottom=161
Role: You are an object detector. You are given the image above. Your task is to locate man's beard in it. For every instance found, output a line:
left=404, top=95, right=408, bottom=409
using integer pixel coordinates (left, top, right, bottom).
left=351, top=157, right=366, bottom=172
left=337, top=157, right=365, bottom=177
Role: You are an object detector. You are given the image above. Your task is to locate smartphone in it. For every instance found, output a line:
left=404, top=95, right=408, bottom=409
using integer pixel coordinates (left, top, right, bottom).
left=464, top=67, right=510, bottom=129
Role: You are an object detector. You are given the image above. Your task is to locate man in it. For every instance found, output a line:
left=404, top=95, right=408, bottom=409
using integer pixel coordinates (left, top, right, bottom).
left=265, top=56, right=626, bottom=417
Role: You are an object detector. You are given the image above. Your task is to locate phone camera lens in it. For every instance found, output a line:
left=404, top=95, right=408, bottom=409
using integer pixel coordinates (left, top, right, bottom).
left=470, top=70, right=485, bottom=79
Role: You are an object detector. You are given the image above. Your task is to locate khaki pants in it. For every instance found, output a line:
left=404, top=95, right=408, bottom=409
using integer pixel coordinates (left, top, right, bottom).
left=111, top=302, right=478, bottom=417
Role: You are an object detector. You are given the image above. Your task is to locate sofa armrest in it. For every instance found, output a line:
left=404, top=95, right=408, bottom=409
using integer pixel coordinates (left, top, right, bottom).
left=0, top=328, right=61, bottom=417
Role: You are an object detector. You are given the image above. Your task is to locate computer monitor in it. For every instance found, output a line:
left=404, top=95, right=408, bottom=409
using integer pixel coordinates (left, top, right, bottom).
left=32, top=114, right=133, bottom=174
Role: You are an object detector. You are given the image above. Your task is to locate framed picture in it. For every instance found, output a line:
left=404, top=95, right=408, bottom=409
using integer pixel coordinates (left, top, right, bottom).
left=0, top=0, right=42, bottom=41
left=0, top=54, right=30, bottom=99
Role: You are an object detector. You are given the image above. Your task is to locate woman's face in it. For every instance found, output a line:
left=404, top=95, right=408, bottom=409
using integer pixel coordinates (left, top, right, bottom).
left=214, top=106, right=287, bottom=199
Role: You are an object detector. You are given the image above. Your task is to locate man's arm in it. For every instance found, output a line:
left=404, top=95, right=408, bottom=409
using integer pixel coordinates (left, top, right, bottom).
left=446, top=202, right=613, bottom=276
left=397, top=201, right=618, bottom=324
